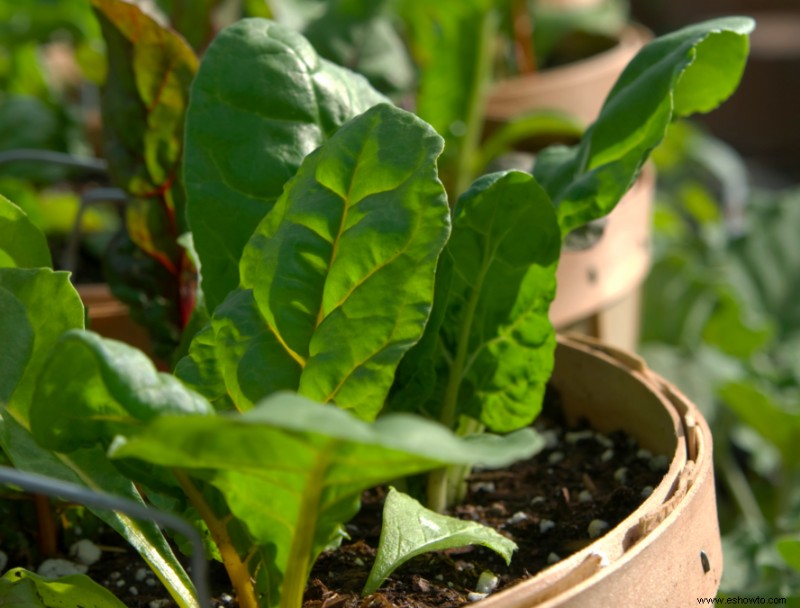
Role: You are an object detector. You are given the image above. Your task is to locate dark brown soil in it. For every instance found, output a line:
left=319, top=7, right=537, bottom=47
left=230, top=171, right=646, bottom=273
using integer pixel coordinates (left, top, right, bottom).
left=7, top=391, right=665, bottom=607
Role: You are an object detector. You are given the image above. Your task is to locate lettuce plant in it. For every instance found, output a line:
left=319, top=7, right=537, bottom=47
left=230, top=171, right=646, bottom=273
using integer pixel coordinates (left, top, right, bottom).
left=0, top=12, right=753, bottom=608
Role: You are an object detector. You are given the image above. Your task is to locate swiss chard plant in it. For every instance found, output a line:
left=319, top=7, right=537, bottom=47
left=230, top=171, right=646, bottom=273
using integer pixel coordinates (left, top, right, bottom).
left=0, top=11, right=752, bottom=608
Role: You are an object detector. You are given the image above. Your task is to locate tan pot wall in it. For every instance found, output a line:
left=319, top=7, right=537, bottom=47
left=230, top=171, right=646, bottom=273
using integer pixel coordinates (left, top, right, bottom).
left=550, top=165, right=655, bottom=351
left=475, top=334, right=721, bottom=607
left=486, top=25, right=651, bottom=128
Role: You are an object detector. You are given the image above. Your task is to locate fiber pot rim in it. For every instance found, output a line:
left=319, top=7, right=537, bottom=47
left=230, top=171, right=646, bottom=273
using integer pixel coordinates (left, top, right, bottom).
left=474, top=333, right=720, bottom=607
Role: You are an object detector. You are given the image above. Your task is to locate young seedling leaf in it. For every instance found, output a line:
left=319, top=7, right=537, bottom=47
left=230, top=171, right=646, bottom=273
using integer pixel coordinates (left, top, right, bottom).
left=191, top=103, right=451, bottom=419
left=534, top=17, right=754, bottom=234
left=109, top=392, right=542, bottom=608
left=183, top=18, right=387, bottom=311
left=0, top=568, right=127, bottom=608
left=0, top=195, right=51, bottom=269
left=363, top=487, right=516, bottom=594
left=393, top=171, right=560, bottom=432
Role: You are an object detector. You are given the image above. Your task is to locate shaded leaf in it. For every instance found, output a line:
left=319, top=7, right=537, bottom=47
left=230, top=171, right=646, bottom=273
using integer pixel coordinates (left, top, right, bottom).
left=0, top=568, right=126, bottom=607
left=92, top=0, right=198, bottom=358
left=393, top=171, right=560, bottom=432
left=0, top=266, right=197, bottom=608
left=363, top=487, right=516, bottom=594
left=109, top=392, right=542, bottom=607
left=183, top=18, right=387, bottom=311
left=92, top=0, right=197, bottom=200
left=718, top=381, right=800, bottom=466
left=533, top=17, right=753, bottom=233
left=302, top=0, right=414, bottom=95
left=0, top=268, right=84, bottom=420
left=30, top=330, right=213, bottom=453
left=0, top=195, right=51, bottom=269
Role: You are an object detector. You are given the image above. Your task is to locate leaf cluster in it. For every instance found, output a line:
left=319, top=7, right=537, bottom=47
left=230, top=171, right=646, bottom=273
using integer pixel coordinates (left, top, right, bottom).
left=0, top=7, right=754, bottom=608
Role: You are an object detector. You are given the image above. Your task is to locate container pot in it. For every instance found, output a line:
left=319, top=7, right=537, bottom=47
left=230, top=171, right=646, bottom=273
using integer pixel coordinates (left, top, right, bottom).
left=476, top=333, right=721, bottom=607
left=550, top=164, right=655, bottom=351
left=485, top=24, right=651, bottom=129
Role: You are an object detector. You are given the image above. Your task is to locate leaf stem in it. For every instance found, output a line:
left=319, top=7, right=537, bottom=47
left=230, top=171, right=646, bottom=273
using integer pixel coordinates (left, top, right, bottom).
left=173, top=470, right=259, bottom=608
left=452, top=9, right=498, bottom=198
left=281, top=450, right=333, bottom=608
left=430, top=247, right=493, bottom=512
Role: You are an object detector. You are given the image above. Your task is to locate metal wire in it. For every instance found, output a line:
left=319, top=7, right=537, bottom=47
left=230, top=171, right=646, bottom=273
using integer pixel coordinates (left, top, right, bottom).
left=0, top=465, right=211, bottom=607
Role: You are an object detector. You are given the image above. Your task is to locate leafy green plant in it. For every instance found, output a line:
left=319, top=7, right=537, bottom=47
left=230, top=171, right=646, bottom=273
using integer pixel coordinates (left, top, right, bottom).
left=0, top=12, right=752, bottom=608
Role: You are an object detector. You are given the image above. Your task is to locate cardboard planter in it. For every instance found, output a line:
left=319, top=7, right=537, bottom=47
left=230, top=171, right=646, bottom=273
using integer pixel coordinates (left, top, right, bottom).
left=550, top=165, right=655, bottom=351
left=476, top=334, right=721, bottom=607
left=485, top=25, right=651, bottom=129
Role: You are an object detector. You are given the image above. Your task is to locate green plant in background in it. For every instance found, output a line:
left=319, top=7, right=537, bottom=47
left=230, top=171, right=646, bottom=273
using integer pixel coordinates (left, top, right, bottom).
left=641, top=122, right=800, bottom=602
left=0, top=10, right=753, bottom=608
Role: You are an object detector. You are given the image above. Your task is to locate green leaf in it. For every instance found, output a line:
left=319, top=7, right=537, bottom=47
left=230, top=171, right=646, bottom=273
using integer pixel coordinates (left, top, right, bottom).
left=534, top=17, right=753, bottom=233
left=184, top=18, right=387, bottom=311
left=777, top=535, right=800, bottom=574
left=395, top=171, right=560, bottom=432
left=0, top=288, right=33, bottom=408
left=30, top=330, right=213, bottom=453
left=302, top=0, right=415, bottom=95
left=196, top=103, right=451, bottom=419
left=0, top=266, right=198, bottom=608
left=0, top=268, right=85, bottom=419
left=718, top=381, right=800, bottom=466
left=0, top=195, right=51, bottom=269
left=155, top=0, right=225, bottom=51
left=0, top=568, right=127, bottom=607
left=109, top=392, right=542, bottom=608
left=363, top=486, right=516, bottom=594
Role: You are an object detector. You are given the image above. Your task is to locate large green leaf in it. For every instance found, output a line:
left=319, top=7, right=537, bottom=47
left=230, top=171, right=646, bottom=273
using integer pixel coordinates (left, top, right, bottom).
left=0, top=568, right=126, bottom=607
left=533, top=17, right=753, bottom=233
left=109, top=392, right=542, bottom=608
left=30, top=330, right=213, bottom=453
left=393, top=171, right=560, bottom=432
left=363, top=486, right=516, bottom=594
left=185, top=103, right=451, bottom=420
left=0, top=195, right=51, bottom=269
left=184, top=18, right=387, bottom=311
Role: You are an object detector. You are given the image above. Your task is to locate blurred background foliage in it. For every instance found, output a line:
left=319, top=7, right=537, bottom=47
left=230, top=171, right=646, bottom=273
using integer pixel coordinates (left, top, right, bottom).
left=641, top=120, right=800, bottom=603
